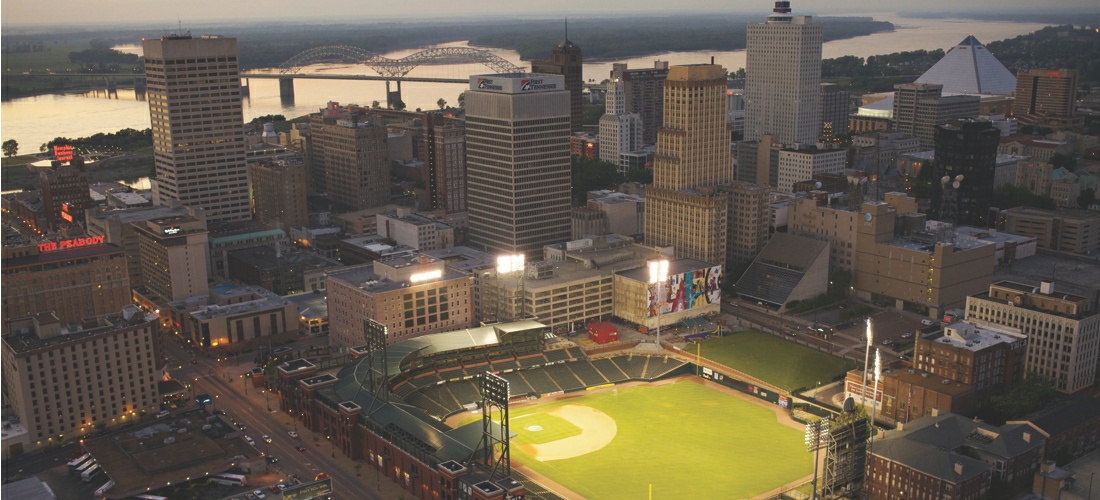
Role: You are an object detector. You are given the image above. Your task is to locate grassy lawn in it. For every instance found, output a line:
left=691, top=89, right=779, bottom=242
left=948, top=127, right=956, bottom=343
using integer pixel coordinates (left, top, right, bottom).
left=508, top=381, right=810, bottom=499
left=3, top=41, right=90, bottom=75
left=687, top=330, right=856, bottom=391
left=511, top=413, right=582, bottom=446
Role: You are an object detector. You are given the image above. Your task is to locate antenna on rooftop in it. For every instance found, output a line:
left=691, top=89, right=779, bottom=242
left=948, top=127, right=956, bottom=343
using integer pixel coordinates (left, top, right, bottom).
left=564, top=18, right=568, bottom=41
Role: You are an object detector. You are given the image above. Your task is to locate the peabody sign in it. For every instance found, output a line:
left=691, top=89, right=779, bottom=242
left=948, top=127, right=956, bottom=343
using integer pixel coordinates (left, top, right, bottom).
left=37, top=235, right=105, bottom=253
left=470, top=74, right=564, bottom=94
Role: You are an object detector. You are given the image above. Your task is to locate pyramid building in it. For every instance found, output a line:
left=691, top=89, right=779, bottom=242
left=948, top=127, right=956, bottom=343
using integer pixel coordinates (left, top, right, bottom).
left=915, top=35, right=1016, bottom=95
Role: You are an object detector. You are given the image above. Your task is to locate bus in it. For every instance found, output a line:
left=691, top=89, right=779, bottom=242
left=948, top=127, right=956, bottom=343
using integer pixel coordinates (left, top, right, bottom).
left=67, top=453, right=92, bottom=471
left=209, top=473, right=247, bottom=487
left=73, top=459, right=96, bottom=476
left=81, top=463, right=101, bottom=482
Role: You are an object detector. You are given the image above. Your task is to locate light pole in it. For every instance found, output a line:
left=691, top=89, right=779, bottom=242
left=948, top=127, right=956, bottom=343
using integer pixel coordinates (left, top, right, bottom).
left=860, top=318, right=873, bottom=408
left=648, top=259, right=669, bottom=349
left=496, top=254, right=525, bottom=321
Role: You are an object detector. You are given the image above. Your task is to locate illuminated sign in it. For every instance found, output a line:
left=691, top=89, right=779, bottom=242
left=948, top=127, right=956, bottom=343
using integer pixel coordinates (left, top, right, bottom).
left=163, top=226, right=182, bottom=235
left=60, top=211, right=73, bottom=222
left=409, top=270, right=442, bottom=283
left=37, top=235, right=105, bottom=253
left=53, top=145, right=74, bottom=162
left=282, top=478, right=333, bottom=500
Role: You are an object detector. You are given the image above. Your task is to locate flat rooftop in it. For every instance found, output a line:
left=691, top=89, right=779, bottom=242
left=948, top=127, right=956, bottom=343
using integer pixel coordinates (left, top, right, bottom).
left=284, top=291, right=328, bottom=320
left=84, top=408, right=261, bottom=499
left=924, top=321, right=1025, bottom=352
left=423, top=246, right=495, bottom=272
left=327, top=263, right=467, bottom=294
left=2, top=307, right=156, bottom=355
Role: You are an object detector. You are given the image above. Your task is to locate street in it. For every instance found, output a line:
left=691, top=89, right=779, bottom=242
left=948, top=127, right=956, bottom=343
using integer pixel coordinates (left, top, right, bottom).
left=160, top=335, right=388, bottom=500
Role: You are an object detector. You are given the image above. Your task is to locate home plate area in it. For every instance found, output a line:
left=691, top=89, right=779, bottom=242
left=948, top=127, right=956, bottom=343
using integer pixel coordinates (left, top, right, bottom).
left=512, top=405, right=617, bottom=461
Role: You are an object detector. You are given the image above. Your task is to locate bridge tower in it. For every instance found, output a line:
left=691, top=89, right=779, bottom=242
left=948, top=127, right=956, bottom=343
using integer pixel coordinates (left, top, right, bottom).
left=279, top=77, right=295, bottom=103
left=385, top=80, right=403, bottom=109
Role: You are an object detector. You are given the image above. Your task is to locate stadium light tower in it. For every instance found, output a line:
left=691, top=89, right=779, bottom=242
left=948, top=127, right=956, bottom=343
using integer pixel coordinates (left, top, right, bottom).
left=869, top=349, right=882, bottom=448
left=648, top=259, right=669, bottom=347
left=496, top=254, right=526, bottom=320
left=860, top=318, right=873, bottom=408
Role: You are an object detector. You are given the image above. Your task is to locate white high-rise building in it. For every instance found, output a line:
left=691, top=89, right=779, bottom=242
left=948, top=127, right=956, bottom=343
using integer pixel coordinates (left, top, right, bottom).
left=745, top=1, right=823, bottom=146
left=144, top=35, right=250, bottom=222
left=777, top=148, right=847, bottom=192
left=466, top=73, right=572, bottom=258
left=598, top=77, right=644, bottom=172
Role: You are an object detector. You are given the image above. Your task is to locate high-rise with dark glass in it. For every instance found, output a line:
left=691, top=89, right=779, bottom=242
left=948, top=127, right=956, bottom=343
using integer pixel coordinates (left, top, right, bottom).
left=465, top=73, right=572, bottom=257
left=933, top=120, right=1000, bottom=227
left=143, top=35, right=250, bottom=222
left=532, top=36, right=583, bottom=133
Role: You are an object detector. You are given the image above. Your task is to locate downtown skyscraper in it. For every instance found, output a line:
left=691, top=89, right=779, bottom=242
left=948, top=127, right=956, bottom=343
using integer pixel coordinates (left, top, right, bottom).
left=644, top=64, right=733, bottom=265
left=465, top=74, right=572, bottom=257
left=744, top=1, right=823, bottom=146
left=144, top=35, right=250, bottom=222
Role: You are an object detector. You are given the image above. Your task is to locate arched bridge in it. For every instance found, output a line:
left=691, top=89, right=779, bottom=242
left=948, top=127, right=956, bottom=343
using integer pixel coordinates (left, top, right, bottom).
left=277, top=45, right=524, bottom=79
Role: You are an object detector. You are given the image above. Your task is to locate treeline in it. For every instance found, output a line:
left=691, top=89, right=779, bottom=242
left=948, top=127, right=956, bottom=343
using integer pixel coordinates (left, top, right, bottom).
left=987, top=25, right=1100, bottom=84
left=68, top=48, right=140, bottom=66
left=2, top=41, right=47, bottom=54
left=43, top=128, right=152, bottom=153
left=822, top=49, right=945, bottom=79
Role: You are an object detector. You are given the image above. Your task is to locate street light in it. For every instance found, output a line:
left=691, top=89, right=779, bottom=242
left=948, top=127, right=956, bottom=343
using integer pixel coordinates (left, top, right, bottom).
left=496, top=254, right=525, bottom=321
left=648, top=259, right=669, bottom=348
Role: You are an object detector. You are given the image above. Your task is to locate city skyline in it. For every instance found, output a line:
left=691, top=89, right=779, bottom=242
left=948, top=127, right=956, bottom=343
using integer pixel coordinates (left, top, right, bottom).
left=3, top=1, right=1099, bottom=27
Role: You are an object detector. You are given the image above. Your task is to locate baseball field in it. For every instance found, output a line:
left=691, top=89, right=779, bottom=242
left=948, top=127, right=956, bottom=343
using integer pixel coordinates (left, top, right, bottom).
left=483, top=378, right=812, bottom=499
left=686, top=330, right=857, bottom=392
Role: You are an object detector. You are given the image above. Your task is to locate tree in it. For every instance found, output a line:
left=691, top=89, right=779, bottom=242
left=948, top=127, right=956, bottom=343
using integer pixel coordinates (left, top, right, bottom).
left=2, top=139, right=18, bottom=157
left=987, top=375, right=1058, bottom=425
left=1078, top=188, right=1096, bottom=209
left=624, top=168, right=653, bottom=185
left=1050, top=153, right=1077, bottom=171
left=371, top=100, right=381, bottom=109
left=457, top=92, right=466, bottom=108
left=437, top=97, right=447, bottom=110
left=391, top=99, right=407, bottom=111
left=570, top=156, right=623, bottom=205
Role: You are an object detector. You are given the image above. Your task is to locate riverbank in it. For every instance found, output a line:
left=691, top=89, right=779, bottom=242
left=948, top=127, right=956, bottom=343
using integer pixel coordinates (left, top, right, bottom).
left=1, top=150, right=153, bottom=193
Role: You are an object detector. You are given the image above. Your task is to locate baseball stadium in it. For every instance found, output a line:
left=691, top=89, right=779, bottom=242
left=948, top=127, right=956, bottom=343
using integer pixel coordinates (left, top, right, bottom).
left=278, top=319, right=846, bottom=499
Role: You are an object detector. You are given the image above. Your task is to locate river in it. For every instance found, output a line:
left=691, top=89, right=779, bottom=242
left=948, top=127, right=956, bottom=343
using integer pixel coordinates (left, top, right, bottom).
left=0, top=13, right=1045, bottom=150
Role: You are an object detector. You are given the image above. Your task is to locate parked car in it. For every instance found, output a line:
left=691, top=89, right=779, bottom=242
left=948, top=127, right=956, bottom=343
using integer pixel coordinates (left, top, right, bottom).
left=881, top=339, right=895, bottom=346
left=252, top=490, right=266, bottom=499
left=901, top=332, right=914, bottom=339
left=244, top=435, right=255, bottom=446
left=921, top=319, right=935, bottom=326
left=287, top=430, right=299, bottom=438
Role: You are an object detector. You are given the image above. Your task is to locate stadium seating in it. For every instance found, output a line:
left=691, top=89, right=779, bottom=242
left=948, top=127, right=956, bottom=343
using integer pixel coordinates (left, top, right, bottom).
left=519, top=369, right=561, bottom=395
left=489, top=359, right=520, bottom=372
left=545, top=364, right=585, bottom=392
left=565, top=347, right=586, bottom=360
left=392, top=382, right=419, bottom=399
left=591, top=358, right=629, bottom=383
left=448, top=380, right=482, bottom=406
left=516, top=355, right=545, bottom=369
left=405, top=391, right=450, bottom=417
left=409, top=374, right=442, bottom=388
left=543, top=349, right=572, bottom=363
left=613, top=355, right=649, bottom=379
left=422, top=384, right=462, bottom=414
left=501, top=372, right=534, bottom=397
left=566, top=361, right=608, bottom=386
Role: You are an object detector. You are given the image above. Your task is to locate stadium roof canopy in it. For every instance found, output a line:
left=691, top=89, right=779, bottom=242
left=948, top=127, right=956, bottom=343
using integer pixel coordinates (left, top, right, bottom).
left=735, top=233, right=828, bottom=308
left=914, top=35, right=1016, bottom=95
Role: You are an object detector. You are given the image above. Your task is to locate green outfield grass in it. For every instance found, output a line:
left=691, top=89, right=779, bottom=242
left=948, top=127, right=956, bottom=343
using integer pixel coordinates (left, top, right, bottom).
left=511, top=413, right=582, bottom=446
left=507, top=381, right=811, bottom=499
left=687, top=330, right=857, bottom=391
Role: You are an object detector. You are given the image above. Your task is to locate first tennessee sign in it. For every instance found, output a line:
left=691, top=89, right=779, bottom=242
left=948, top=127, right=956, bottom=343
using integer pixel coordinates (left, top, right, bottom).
left=37, top=235, right=105, bottom=253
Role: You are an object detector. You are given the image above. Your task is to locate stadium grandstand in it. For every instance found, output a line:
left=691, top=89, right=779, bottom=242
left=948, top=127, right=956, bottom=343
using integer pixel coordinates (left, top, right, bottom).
left=277, top=320, right=689, bottom=499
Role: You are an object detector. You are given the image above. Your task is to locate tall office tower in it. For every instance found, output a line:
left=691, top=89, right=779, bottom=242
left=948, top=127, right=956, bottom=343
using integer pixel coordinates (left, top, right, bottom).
left=1014, top=69, right=1079, bottom=126
left=745, top=1, right=823, bottom=145
left=135, top=215, right=210, bottom=302
left=598, top=77, right=644, bottom=172
left=143, top=35, right=250, bottom=222
left=422, top=114, right=468, bottom=214
left=250, top=159, right=308, bottom=231
left=645, top=64, right=733, bottom=264
left=893, top=83, right=980, bottom=148
left=307, top=103, right=390, bottom=210
left=532, top=34, right=583, bottom=133
left=819, top=83, right=851, bottom=138
left=466, top=74, right=571, bottom=257
left=736, top=134, right=781, bottom=187
left=611, top=62, right=669, bottom=145
left=720, top=181, right=771, bottom=263
left=933, top=120, right=1000, bottom=227
left=86, top=203, right=195, bottom=291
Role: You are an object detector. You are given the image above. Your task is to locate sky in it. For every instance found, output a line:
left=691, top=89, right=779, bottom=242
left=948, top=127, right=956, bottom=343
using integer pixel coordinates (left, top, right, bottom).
left=2, top=0, right=1098, bottom=27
